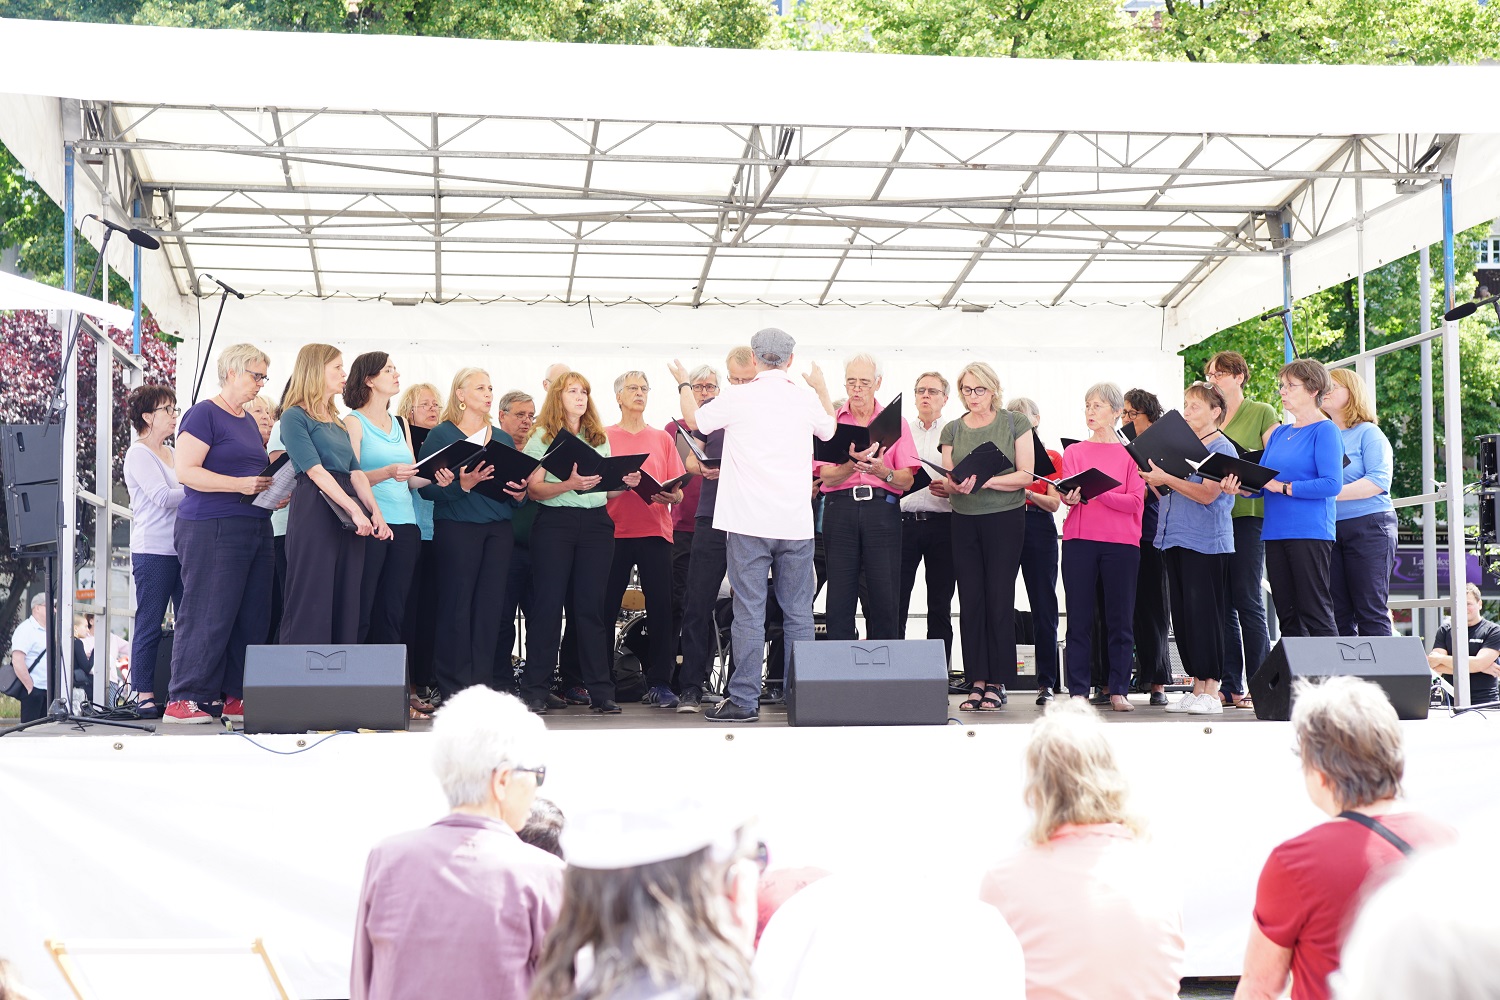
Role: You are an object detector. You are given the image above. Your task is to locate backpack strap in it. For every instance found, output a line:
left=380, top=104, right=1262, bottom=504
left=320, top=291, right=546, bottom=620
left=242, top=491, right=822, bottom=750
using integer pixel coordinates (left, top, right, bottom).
left=1338, top=810, right=1415, bottom=856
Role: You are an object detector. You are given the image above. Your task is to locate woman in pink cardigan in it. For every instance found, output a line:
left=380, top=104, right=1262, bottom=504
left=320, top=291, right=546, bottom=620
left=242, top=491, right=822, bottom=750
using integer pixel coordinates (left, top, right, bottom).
left=1051, top=382, right=1146, bottom=711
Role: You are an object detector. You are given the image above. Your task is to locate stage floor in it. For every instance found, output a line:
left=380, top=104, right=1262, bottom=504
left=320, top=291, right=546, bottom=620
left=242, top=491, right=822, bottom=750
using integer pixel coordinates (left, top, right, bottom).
left=1, top=702, right=1493, bottom=1000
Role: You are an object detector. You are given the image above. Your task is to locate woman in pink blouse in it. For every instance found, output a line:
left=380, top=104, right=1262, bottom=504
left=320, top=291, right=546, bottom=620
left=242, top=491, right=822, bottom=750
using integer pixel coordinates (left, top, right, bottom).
left=1051, top=382, right=1146, bottom=711
left=980, top=700, right=1184, bottom=999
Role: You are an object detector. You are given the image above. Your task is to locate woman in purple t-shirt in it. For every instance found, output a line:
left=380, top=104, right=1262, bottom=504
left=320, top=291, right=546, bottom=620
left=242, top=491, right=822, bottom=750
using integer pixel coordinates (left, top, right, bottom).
left=163, top=343, right=275, bottom=725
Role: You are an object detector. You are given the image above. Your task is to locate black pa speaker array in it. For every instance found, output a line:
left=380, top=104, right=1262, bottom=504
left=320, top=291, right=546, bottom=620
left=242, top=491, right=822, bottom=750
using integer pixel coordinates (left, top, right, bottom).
left=1, top=423, right=62, bottom=550
left=1249, top=636, right=1431, bottom=721
left=243, top=644, right=409, bottom=733
left=788, top=639, right=949, bottom=726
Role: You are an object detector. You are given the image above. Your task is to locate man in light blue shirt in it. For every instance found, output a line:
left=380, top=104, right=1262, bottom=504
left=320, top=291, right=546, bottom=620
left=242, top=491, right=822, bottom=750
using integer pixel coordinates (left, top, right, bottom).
left=8, top=592, right=51, bottom=722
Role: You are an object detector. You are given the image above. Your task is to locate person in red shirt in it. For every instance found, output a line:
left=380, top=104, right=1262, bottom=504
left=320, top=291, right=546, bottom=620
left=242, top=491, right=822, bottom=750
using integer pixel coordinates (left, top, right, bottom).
left=604, top=370, right=686, bottom=709
left=1236, top=676, right=1456, bottom=1000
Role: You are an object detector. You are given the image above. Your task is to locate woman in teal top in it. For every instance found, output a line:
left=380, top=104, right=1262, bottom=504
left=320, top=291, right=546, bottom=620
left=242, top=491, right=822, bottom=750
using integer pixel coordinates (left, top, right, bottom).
left=344, top=352, right=429, bottom=660
left=520, top=371, right=641, bottom=716
left=416, top=367, right=527, bottom=703
left=280, top=344, right=391, bottom=646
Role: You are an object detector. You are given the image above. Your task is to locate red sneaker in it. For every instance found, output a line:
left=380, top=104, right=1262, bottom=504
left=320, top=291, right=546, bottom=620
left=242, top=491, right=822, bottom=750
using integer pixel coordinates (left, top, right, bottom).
left=162, top=700, right=212, bottom=725
left=222, top=697, right=245, bottom=722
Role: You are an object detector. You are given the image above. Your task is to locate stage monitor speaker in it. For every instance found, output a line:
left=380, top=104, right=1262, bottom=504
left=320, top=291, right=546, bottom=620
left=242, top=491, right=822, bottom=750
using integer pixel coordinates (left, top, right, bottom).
left=3, top=480, right=60, bottom=550
left=1, top=423, right=63, bottom=486
left=243, top=644, right=408, bottom=734
left=788, top=639, right=948, bottom=727
left=1249, top=636, right=1430, bottom=722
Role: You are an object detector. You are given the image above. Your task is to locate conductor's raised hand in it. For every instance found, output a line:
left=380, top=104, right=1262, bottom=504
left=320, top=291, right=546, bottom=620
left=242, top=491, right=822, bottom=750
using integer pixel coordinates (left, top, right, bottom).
left=667, top=359, right=691, bottom=387
left=802, top=361, right=827, bottom=393
left=458, top=461, right=495, bottom=493
left=434, top=467, right=455, bottom=488
left=951, top=474, right=979, bottom=495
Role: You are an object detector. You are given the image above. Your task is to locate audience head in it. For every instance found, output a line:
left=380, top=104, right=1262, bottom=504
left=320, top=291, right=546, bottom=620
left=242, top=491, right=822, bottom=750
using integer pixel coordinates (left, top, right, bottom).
left=0, top=957, right=21, bottom=1000
left=518, top=797, right=566, bottom=859
left=542, top=361, right=570, bottom=393
left=956, top=361, right=1002, bottom=414
left=1183, top=381, right=1227, bottom=430
left=1007, top=396, right=1040, bottom=427
left=1278, top=357, right=1332, bottom=412
left=1023, top=699, right=1141, bottom=844
left=913, top=371, right=949, bottom=420
left=396, top=382, right=443, bottom=430
left=749, top=328, right=794, bottom=372
left=534, top=796, right=761, bottom=1000
left=1324, top=367, right=1378, bottom=428
left=30, top=592, right=46, bottom=622
left=214, top=343, right=271, bottom=405
left=282, top=343, right=345, bottom=422
left=755, top=866, right=831, bottom=948
left=1291, top=676, right=1404, bottom=815
left=429, top=687, right=547, bottom=831
left=1082, top=381, right=1124, bottom=434
left=842, top=353, right=882, bottom=411
left=688, top=364, right=721, bottom=406
left=1204, top=350, right=1250, bottom=392
left=344, top=352, right=401, bottom=411
left=725, top=346, right=757, bottom=385
left=1333, top=844, right=1500, bottom=1000
left=537, top=371, right=606, bottom=446
left=613, top=370, right=651, bottom=416
left=497, top=390, right=536, bottom=446
left=127, top=383, right=178, bottom=437
left=1122, top=388, right=1162, bottom=436
left=441, top=367, right=492, bottom=424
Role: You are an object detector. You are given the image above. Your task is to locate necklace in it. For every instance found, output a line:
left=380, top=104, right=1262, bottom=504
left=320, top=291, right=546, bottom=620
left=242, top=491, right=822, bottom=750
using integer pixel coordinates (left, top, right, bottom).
left=215, top=394, right=245, bottom=417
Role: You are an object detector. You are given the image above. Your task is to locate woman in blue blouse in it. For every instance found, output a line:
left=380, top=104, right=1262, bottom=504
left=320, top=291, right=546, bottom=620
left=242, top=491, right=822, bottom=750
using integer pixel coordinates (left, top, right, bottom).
left=1323, top=368, right=1397, bottom=636
left=1139, top=382, right=1237, bottom=715
left=280, top=343, right=391, bottom=646
left=1222, top=359, right=1343, bottom=639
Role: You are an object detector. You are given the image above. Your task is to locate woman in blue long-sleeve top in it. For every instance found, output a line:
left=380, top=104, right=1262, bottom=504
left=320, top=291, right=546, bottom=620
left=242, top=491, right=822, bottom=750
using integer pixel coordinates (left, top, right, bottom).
left=1323, top=367, right=1397, bottom=636
left=1222, top=358, right=1344, bottom=640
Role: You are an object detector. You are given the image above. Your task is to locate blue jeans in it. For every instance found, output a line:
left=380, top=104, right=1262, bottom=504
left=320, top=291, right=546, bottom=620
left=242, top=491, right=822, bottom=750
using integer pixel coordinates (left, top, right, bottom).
left=1221, top=516, right=1271, bottom=695
left=169, top=516, right=274, bottom=704
left=130, top=553, right=183, bottom=697
left=1331, top=510, right=1397, bottom=636
left=724, top=532, right=816, bottom=710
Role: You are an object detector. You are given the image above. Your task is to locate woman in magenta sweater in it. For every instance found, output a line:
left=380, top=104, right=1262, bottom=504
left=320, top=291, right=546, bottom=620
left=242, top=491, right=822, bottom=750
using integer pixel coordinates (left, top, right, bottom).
left=1052, top=382, right=1146, bottom=711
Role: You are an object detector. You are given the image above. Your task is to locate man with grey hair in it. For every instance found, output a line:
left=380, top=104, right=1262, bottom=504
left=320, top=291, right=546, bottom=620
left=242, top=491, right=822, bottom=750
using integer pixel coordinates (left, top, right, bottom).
left=818, top=353, right=920, bottom=642
left=541, top=362, right=569, bottom=395
left=8, top=591, right=51, bottom=722
left=669, top=330, right=835, bottom=722
left=898, top=370, right=956, bottom=662
left=351, top=687, right=562, bottom=1000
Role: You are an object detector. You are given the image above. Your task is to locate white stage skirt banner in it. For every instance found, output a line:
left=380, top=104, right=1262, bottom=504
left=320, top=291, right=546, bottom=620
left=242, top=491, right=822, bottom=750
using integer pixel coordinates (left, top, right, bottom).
left=2, top=715, right=1496, bottom=999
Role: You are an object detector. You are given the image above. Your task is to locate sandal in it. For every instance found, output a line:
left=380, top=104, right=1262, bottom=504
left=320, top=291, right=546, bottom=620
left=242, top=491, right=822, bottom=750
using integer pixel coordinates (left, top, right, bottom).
left=409, top=704, right=432, bottom=721
left=410, top=691, right=436, bottom=715
left=130, top=698, right=161, bottom=720
left=959, top=685, right=986, bottom=712
left=977, top=687, right=1005, bottom=712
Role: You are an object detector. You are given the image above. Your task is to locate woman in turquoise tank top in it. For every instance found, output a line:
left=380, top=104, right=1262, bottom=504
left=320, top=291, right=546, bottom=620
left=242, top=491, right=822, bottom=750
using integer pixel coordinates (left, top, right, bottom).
left=344, top=353, right=429, bottom=666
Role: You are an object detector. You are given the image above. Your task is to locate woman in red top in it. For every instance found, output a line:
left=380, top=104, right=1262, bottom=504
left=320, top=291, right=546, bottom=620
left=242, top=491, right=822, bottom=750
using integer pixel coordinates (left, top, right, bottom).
left=603, top=370, right=686, bottom=709
left=1237, top=676, right=1454, bottom=1000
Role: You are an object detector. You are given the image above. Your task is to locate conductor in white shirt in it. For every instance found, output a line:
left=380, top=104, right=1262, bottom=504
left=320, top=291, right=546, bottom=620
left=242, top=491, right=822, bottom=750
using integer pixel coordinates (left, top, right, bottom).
left=669, top=328, right=836, bottom=723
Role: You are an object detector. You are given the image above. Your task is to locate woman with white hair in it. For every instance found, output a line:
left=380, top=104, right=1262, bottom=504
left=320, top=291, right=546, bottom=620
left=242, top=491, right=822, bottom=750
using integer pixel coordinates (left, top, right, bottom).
left=164, top=343, right=275, bottom=725
left=1235, top=677, right=1455, bottom=1000
left=351, top=687, right=561, bottom=1000
left=980, top=699, right=1184, bottom=998
left=1051, top=381, right=1146, bottom=711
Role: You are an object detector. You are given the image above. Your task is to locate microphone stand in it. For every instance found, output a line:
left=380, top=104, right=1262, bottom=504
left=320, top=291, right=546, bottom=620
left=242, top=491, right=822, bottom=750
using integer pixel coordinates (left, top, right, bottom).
left=191, top=277, right=239, bottom=405
left=4, top=224, right=153, bottom=737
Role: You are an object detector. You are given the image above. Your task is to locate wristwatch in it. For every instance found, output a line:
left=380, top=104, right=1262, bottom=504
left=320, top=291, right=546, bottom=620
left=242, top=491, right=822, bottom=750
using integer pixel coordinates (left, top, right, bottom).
left=884, top=470, right=896, bottom=484
left=678, top=382, right=691, bottom=392
left=1281, top=482, right=1291, bottom=495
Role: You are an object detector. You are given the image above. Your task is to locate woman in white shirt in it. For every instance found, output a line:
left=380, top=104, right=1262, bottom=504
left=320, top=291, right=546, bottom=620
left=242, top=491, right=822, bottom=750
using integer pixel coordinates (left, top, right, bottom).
left=122, top=384, right=186, bottom=719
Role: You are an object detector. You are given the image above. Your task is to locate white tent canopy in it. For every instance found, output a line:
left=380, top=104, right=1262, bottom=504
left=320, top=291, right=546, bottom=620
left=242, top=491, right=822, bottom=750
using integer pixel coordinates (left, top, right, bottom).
left=0, top=268, right=135, bottom=328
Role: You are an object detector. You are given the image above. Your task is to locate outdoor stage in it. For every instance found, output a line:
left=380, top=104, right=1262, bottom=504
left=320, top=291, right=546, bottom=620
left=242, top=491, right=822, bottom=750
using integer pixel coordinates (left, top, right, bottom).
left=1, top=698, right=1496, bottom=1000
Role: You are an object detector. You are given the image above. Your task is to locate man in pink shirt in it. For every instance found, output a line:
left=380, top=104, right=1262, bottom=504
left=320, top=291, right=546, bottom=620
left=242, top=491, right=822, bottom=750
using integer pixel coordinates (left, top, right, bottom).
left=669, top=329, right=836, bottom=722
left=816, top=353, right=921, bottom=641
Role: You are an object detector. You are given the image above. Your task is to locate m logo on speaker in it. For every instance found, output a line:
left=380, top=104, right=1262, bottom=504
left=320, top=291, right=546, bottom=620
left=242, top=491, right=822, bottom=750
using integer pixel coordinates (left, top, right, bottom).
left=850, top=645, right=890, bottom=669
left=1337, top=642, right=1375, bottom=663
left=307, top=650, right=347, bottom=673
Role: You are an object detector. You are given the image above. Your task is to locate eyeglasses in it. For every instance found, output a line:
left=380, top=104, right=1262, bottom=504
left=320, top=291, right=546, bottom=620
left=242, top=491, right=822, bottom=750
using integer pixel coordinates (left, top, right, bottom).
left=959, top=386, right=990, bottom=397
left=749, top=839, right=769, bottom=873
left=1203, top=370, right=1229, bottom=380
left=512, top=764, right=546, bottom=787
left=690, top=383, right=720, bottom=394
left=242, top=370, right=270, bottom=385
left=622, top=384, right=650, bottom=394
left=1121, top=408, right=1141, bottom=419
left=1279, top=381, right=1304, bottom=392
left=914, top=387, right=946, bottom=397
left=845, top=378, right=875, bottom=390
left=1084, top=401, right=1113, bottom=413
left=728, top=376, right=753, bottom=386
left=153, top=405, right=181, bottom=416
left=506, top=410, right=536, bottom=422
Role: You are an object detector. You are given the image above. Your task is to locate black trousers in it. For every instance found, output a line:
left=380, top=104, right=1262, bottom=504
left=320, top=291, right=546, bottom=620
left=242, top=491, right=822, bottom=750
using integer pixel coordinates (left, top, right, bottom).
left=951, top=507, right=1025, bottom=687
left=1063, top=539, right=1140, bottom=697
left=430, top=519, right=513, bottom=699
left=898, top=511, right=955, bottom=660
left=1019, top=507, right=1061, bottom=689
left=1163, top=546, right=1229, bottom=682
left=359, top=522, right=422, bottom=644
left=18, top=686, right=48, bottom=723
left=604, top=535, right=675, bottom=689
left=1134, top=541, right=1172, bottom=687
left=524, top=505, right=616, bottom=705
left=1265, top=537, right=1337, bottom=638
left=823, top=491, right=903, bottom=641
left=280, top=476, right=366, bottom=646
left=1331, top=510, right=1397, bottom=636
left=678, top=516, right=727, bottom=694
left=671, top=527, right=694, bottom=651
left=402, top=539, right=439, bottom=690
left=269, top=533, right=287, bottom=643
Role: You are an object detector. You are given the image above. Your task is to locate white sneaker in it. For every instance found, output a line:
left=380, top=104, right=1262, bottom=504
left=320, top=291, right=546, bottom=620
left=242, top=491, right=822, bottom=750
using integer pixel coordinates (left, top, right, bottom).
left=1188, top=695, right=1224, bottom=715
left=1164, top=693, right=1202, bottom=714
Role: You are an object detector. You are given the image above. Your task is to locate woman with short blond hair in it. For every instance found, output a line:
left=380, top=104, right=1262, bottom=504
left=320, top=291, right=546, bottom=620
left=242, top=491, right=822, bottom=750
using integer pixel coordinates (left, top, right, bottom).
left=1323, top=368, right=1396, bottom=636
left=981, top=700, right=1183, bottom=999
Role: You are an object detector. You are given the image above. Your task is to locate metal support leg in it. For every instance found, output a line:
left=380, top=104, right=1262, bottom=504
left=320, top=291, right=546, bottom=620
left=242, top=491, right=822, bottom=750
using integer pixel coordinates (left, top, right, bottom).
left=1441, top=176, right=1470, bottom=708
left=1281, top=221, right=1295, bottom=362
left=1419, top=247, right=1437, bottom=646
